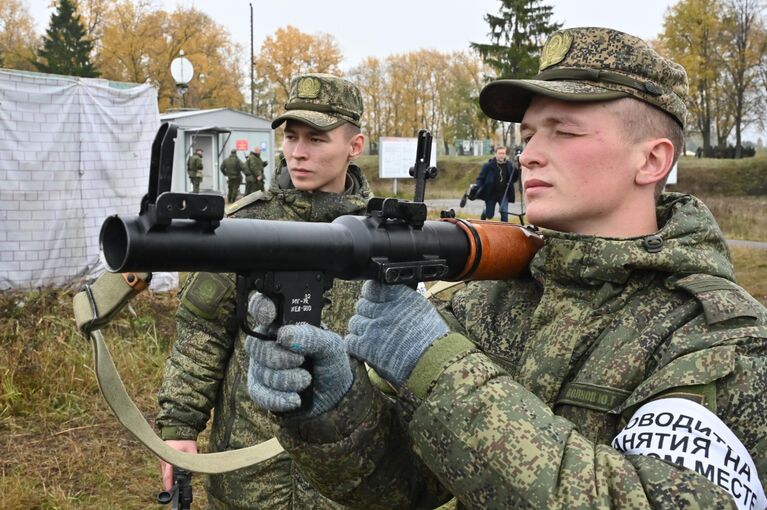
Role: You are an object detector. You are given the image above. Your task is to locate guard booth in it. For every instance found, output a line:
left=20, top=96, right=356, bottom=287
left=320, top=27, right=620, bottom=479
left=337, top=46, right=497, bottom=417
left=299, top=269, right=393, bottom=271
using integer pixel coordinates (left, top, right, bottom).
left=159, top=108, right=275, bottom=195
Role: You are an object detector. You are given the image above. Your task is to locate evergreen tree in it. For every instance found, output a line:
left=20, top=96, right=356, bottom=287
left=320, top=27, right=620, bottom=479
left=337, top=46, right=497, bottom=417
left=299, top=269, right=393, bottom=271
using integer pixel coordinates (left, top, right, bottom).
left=471, top=0, right=562, bottom=79
left=35, top=0, right=99, bottom=77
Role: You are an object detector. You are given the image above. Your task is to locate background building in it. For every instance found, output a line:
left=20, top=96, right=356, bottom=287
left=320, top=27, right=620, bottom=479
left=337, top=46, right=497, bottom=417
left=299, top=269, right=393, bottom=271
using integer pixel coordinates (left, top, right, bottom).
left=159, top=108, right=275, bottom=194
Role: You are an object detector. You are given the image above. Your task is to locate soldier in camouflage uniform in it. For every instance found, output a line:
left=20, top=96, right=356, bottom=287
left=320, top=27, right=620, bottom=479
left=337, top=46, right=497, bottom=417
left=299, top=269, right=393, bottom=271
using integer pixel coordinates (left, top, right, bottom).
left=187, top=148, right=204, bottom=193
left=245, top=147, right=267, bottom=195
left=156, top=73, right=370, bottom=509
left=246, top=28, right=767, bottom=509
left=221, top=149, right=246, bottom=203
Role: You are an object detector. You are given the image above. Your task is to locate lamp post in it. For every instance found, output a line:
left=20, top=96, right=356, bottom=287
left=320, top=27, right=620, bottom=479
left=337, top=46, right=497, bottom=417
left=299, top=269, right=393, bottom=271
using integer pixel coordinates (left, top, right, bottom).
left=170, top=50, right=194, bottom=108
left=250, top=3, right=255, bottom=114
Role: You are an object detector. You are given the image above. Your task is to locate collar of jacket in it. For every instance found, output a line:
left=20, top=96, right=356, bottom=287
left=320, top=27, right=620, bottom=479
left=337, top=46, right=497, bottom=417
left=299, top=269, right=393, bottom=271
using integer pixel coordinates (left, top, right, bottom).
left=530, top=193, right=735, bottom=287
left=270, top=163, right=372, bottom=222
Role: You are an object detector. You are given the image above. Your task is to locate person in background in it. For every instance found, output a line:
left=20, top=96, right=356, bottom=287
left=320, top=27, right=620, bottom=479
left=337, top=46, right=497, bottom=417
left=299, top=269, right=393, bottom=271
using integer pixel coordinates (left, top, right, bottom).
left=186, top=148, right=204, bottom=193
left=156, top=73, right=371, bottom=509
left=220, top=149, right=245, bottom=203
left=245, top=147, right=267, bottom=195
left=474, top=145, right=519, bottom=221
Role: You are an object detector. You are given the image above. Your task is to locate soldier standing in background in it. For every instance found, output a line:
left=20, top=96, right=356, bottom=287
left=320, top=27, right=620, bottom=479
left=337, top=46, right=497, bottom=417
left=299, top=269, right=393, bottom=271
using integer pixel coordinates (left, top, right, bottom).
left=245, top=28, right=767, bottom=510
left=245, top=147, right=267, bottom=195
left=220, top=149, right=245, bottom=203
left=157, top=73, right=370, bottom=509
left=186, top=148, right=204, bottom=193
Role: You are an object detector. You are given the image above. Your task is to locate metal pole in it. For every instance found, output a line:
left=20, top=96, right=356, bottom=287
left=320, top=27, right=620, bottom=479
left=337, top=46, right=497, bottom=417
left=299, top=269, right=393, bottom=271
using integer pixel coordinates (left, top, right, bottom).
left=250, top=3, right=255, bottom=115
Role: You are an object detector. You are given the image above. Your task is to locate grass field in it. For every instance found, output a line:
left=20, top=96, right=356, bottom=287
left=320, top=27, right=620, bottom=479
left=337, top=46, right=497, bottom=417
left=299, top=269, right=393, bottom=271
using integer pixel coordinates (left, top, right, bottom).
left=1, top=155, right=766, bottom=508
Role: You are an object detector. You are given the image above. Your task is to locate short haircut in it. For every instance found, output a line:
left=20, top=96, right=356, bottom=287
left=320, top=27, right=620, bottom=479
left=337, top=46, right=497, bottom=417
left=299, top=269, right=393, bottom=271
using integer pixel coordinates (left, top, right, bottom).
left=342, top=122, right=361, bottom=139
left=611, top=97, right=684, bottom=199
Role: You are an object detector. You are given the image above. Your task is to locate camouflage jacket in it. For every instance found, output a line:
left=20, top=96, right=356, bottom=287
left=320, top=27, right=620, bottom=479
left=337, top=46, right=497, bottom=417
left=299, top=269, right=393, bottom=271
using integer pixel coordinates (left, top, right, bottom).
left=245, top=154, right=266, bottom=182
left=220, top=155, right=245, bottom=180
left=276, top=193, right=767, bottom=509
left=187, top=154, right=203, bottom=179
left=156, top=165, right=371, bottom=509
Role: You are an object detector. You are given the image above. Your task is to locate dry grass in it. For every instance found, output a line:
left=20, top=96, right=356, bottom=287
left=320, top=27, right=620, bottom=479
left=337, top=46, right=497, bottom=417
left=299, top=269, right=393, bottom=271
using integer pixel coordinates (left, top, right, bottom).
left=698, top=195, right=767, bottom=242
left=0, top=289, right=209, bottom=509
left=731, top=247, right=767, bottom=305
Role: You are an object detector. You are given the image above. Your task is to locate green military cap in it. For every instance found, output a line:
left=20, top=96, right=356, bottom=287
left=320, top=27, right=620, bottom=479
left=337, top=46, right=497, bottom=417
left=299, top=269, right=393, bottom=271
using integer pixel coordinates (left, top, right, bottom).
left=271, top=73, right=363, bottom=131
left=479, top=27, right=690, bottom=128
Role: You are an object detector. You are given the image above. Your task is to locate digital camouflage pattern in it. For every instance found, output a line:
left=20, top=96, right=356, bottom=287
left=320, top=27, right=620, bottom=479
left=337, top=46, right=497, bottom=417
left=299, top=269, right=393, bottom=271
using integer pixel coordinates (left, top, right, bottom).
left=480, top=27, right=690, bottom=128
left=271, top=73, right=364, bottom=131
left=156, top=165, right=371, bottom=509
left=276, top=193, right=767, bottom=509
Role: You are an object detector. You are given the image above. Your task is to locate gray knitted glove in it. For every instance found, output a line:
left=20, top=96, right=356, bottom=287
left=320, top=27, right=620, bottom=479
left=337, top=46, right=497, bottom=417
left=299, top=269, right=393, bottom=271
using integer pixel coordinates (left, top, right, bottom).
left=346, top=281, right=449, bottom=387
left=245, top=292, right=353, bottom=417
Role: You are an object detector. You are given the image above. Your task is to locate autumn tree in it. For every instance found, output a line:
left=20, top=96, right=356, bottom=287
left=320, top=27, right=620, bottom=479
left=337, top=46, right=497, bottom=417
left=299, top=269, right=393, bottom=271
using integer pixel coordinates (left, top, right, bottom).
left=73, top=0, right=111, bottom=43
left=440, top=51, right=496, bottom=144
left=349, top=50, right=491, bottom=152
left=659, top=0, right=723, bottom=152
left=348, top=57, right=389, bottom=151
left=661, top=0, right=765, bottom=156
left=719, top=0, right=764, bottom=157
left=0, top=0, right=39, bottom=71
left=254, top=25, right=342, bottom=109
left=36, top=0, right=99, bottom=77
left=96, top=1, right=244, bottom=111
left=96, top=0, right=160, bottom=83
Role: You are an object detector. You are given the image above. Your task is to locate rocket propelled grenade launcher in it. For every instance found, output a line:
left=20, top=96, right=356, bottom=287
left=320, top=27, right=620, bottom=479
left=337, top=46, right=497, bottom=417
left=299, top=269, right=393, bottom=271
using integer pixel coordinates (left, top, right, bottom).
left=99, top=124, right=543, bottom=340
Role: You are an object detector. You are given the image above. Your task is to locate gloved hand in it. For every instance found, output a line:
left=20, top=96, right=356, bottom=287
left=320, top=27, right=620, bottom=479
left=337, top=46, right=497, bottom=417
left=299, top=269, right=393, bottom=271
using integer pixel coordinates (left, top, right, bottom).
left=346, top=281, right=449, bottom=387
left=245, top=292, right=353, bottom=417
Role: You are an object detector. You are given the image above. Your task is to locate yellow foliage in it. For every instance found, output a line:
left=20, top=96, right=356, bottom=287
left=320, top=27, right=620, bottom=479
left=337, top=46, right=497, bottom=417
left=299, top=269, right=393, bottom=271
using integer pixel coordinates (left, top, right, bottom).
left=254, top=25, right=342, bottom=109
left=349, top=49, right=493, bottom=145
left=95, top=1, right=244, bottom=111
left=0, top=0, right=39, bottom=71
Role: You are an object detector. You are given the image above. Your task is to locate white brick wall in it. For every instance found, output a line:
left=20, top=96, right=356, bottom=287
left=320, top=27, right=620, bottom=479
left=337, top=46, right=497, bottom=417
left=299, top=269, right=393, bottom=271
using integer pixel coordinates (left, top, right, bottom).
left=0, top=70, right=161, bottom=290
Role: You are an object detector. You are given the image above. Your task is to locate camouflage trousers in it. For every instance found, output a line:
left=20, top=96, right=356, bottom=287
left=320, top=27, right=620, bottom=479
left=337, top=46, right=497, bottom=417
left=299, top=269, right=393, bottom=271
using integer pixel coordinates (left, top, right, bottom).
left=227, top=179, right=241, bottom=203
left=245, top=178, right=263, bottom=196
left=190, top=176, right=202, bottom=193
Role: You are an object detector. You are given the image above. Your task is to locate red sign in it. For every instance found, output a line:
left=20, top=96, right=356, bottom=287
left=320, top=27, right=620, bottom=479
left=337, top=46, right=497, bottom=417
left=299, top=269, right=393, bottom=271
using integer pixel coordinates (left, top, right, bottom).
left=235, top=139, right=248, bottom=151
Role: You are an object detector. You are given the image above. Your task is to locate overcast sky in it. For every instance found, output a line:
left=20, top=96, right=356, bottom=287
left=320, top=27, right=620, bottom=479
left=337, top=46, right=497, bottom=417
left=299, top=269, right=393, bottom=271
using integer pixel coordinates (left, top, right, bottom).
left=24, top=0, right=677, bottom=71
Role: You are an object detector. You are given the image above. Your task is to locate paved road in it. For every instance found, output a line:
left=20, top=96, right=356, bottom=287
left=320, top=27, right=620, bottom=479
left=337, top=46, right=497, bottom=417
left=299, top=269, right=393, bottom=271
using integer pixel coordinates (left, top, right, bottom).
left=428, top=198, right=526, bottom=219
left=426, top=198, right=767, bottom=250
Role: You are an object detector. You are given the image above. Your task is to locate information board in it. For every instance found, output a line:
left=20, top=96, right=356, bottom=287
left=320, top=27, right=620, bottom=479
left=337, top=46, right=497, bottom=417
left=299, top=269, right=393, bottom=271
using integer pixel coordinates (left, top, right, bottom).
left=379, top=136, right=437, bottom=179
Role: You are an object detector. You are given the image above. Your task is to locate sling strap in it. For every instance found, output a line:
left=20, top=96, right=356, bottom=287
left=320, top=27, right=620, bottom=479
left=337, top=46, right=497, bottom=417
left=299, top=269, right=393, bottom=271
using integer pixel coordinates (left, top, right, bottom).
left=73, top=271, right=284, bottom=474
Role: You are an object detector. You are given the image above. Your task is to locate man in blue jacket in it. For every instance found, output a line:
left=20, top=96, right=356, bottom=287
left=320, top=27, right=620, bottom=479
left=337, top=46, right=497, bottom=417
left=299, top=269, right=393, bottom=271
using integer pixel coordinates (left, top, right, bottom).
left=474, top=145, right=519, bottom=221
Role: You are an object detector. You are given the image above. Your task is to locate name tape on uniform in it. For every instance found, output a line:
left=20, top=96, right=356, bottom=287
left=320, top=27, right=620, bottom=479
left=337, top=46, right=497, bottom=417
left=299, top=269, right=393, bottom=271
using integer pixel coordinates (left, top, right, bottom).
left=612, top=398, right=766, bottom=510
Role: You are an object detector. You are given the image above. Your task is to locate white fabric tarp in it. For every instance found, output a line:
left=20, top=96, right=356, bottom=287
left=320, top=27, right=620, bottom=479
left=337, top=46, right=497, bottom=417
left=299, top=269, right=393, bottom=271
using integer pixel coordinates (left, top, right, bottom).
left=0, top=69, right=177, bottom=291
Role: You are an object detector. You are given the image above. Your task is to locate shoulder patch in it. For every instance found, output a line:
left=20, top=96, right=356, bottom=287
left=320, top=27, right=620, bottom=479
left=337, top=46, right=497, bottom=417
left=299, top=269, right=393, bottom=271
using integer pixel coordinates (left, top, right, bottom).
left=180, top=272, right=235, bottom=320
left=226, top=190, right=269, bottom=216
left=672, top=274, right=762, bottom=325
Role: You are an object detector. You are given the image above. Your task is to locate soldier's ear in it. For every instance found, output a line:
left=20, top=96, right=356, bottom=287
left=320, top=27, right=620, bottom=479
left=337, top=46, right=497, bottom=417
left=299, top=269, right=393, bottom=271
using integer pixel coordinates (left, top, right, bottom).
left=348, top=133, right=365, bottom=161
left=635, top=137, right=674, bottom=187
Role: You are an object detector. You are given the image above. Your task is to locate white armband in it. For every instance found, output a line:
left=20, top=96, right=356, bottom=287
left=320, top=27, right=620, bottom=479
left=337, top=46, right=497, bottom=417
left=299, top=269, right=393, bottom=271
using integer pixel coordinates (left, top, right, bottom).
left=612, top=398, right=766, bottom=510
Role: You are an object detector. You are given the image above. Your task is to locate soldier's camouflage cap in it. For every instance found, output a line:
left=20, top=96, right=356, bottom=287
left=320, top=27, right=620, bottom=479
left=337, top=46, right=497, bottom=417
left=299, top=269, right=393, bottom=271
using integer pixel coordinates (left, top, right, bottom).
left=271, top=73, right=363, bottom=131
left=479, top=27, right=690, bottom=128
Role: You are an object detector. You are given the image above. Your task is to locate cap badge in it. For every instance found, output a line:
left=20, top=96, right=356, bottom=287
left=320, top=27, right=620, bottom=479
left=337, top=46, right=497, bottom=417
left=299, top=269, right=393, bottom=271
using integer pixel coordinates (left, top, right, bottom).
left=539, top=32, right=573, bottom=71
left=297, top=77, right=321, bottom=99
